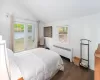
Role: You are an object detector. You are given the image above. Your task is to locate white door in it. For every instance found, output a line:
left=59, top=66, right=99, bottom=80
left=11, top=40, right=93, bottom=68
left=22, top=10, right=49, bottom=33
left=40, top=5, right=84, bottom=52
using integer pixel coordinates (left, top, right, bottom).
left=26, top=24, right=35, bottom=50
left=13, top=23, right=35, bottom=52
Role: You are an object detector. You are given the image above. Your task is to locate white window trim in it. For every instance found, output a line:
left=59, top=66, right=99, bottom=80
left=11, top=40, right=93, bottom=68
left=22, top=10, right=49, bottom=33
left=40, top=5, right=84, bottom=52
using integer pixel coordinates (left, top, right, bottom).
left=57, top=25, right=70, bottom=44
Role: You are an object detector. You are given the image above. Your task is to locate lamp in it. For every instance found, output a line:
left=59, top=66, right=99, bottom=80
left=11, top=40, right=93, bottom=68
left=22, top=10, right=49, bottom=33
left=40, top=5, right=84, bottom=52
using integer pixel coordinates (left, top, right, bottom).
left=0, top=36, right=10, bottom=80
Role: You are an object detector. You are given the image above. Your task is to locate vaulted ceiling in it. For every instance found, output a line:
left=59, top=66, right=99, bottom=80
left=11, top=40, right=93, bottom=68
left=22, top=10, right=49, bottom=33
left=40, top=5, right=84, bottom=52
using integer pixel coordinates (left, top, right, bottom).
left=7, top=0, right=100, bottom=23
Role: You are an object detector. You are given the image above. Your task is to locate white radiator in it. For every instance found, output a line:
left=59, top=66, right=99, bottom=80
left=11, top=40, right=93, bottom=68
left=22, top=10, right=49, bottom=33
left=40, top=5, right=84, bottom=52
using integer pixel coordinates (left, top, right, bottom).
left=51, top=44, right=73, bottom=62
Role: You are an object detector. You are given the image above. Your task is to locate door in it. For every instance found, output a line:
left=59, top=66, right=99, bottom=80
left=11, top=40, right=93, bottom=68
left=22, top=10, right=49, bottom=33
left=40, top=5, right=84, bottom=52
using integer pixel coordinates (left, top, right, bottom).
left=26, top=24, right=35, bottom=49
left=14, top=23, right=25, bottom=52
left=13, top=23, right=35, bottom=52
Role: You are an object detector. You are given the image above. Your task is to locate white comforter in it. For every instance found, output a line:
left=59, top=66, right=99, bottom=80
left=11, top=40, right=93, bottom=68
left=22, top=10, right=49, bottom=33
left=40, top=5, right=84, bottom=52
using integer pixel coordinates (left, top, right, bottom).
left=13, top=48, right=64, bottom=80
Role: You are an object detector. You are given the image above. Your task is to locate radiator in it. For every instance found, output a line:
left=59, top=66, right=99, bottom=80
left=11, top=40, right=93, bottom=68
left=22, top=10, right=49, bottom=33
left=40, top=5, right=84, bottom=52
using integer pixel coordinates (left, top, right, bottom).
left=52, top=45, right=73, bottom=62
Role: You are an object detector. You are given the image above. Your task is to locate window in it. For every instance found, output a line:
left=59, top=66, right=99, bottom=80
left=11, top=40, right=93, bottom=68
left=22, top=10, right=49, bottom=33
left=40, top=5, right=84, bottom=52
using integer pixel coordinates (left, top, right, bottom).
left=58, top=27, right=68, bottom=43
left=14, top=24, right=25, bottom=52
left=27, top=24, right=35, bottom=49
left=14, top=23, right=35, bottom=52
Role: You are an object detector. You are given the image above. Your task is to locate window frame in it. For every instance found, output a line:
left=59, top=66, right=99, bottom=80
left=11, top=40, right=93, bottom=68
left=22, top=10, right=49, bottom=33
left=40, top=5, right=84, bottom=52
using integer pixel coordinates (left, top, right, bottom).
left=57, top=25, right=70, bottom=44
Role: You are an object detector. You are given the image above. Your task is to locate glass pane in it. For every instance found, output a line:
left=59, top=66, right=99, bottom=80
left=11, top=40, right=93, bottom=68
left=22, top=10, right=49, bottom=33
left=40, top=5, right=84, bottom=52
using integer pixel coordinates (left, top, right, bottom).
left=14, top=24, right=24, bottom=52
left=58, top=27, right=68, bottom=42
left=59, top=34, right=67, bottom=42
left=59, top=27, right=68, bottom=34
left=27, top=24, right=35, bottom=49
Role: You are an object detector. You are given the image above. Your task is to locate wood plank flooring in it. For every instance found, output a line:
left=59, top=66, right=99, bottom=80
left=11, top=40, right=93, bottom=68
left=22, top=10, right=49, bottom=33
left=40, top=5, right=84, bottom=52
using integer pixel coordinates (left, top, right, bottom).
left=51, top=58, right=94, bottom=80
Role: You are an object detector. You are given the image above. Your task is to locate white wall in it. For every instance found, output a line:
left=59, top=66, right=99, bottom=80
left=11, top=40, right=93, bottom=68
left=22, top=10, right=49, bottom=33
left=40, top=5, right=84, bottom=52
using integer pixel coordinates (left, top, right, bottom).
left=0, top=0, right=37, bottom=48
left=44, top=13, right=100, bottom=70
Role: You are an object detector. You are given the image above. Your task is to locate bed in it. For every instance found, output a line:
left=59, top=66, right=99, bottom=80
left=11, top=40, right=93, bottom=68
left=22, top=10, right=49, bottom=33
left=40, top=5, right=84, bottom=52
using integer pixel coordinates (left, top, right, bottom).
left=7, top=48, right=64, bottom=80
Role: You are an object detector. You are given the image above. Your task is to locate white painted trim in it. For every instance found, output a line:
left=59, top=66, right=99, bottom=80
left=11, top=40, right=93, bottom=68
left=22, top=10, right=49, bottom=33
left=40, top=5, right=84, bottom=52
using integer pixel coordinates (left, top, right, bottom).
left=56, top=25, right=70, bottom=45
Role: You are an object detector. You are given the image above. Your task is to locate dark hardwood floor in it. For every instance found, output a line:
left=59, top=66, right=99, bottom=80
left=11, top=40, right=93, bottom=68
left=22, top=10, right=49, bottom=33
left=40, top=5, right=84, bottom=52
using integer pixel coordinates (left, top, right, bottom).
left=51, top=58, right=94, bottom=80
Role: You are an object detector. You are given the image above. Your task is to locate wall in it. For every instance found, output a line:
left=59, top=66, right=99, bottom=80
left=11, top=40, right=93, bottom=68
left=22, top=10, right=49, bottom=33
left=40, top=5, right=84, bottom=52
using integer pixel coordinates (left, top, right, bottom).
left=44, top=13, right=100, bottom=70
left=0, top=0, right=37, bottom=48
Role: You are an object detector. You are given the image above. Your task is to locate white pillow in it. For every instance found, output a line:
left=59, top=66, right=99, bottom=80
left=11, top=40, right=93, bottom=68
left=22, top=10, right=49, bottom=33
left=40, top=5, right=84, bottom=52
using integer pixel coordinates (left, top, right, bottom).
left=7, top=49, right=15, bottom=60
left=7, top=48, right=24, bottom=80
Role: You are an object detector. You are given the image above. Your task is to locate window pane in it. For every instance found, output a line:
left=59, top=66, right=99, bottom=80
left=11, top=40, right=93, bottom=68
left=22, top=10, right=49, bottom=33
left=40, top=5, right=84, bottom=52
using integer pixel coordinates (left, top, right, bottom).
left=14, top=24, right=24, bottom=52
left=58, top=27, right=68, bottom=42
left=28, top=24, right=32, bottom=32
left=27, top=24, right=35, bottom=49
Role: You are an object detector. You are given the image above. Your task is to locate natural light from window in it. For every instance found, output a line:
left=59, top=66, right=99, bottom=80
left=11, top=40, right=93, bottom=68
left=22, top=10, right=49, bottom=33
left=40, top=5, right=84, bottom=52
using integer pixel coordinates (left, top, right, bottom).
left=14, top=23, right=35, bottom=52
left=58, top=27, right=68, bottom=43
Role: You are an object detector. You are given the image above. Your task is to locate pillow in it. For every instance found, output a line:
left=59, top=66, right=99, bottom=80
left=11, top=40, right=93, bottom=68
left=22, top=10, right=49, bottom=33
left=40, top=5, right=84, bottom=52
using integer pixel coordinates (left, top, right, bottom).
left=7, top=48, right=15, bottom=60
left=7, top=48, right=24, bottom=80
left=10, top=59, right=24, bottom=80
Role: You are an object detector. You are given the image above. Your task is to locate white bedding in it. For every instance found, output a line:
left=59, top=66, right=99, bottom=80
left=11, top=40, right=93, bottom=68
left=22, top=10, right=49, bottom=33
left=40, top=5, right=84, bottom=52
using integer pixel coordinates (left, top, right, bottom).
left=8, top=48, right=64, bottom=80
left=30, top=48, right=64, bottom=79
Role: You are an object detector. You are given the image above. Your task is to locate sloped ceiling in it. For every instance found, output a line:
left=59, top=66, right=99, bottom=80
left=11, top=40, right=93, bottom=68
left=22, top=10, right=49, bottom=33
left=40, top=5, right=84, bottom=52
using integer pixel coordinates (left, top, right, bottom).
left=18, top=0, right=100, bottom=23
